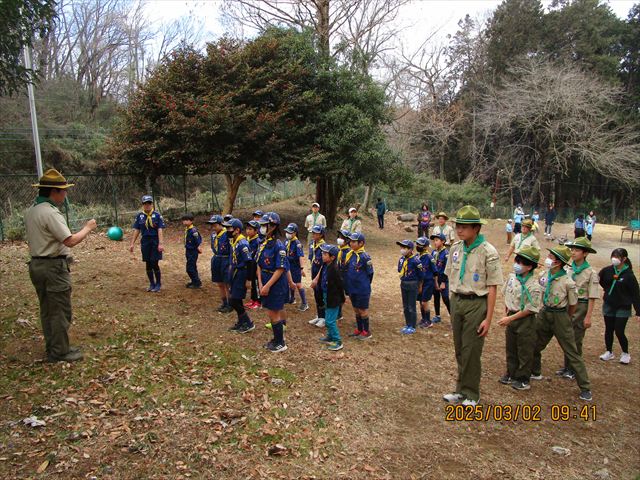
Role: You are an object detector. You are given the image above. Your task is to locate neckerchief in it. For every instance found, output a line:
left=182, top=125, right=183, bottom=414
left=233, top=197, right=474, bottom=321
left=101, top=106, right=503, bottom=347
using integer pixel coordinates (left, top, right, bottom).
left=517, top=232, right=531, bottom=249
left=247, top=234, right=259, bottom=243
left=459, top=234, right=485, bottom=281
left=571, top=260, right=590, bottom=281
left=230, top=233, right=246, bottom=263
left=345, top=246, right=366, bottom=266
left=256, top=236, right=274, bottom=264
left=312, top=212, right=319, bottom=226
left=213, top=229, right=225, bottom=252
left=286, top=236, right=298, bottom=254
left=398, top=254, right=411, bottom=278
left=516, top=271, right=534, bottom=310
left=312, top=239, right=325, bottom=260
left=35, top=196, right=58, bottom=207
left=338, top=245, right=350, bottom=266
left=184, top=224, right=194, bottom=243
left=608, top=264, right=629, bottom=296
left=348, top=218, right=356, bottom=230
left=544, top=268, right=567, bottom=305
left=142, top=209, right=154, bottom=229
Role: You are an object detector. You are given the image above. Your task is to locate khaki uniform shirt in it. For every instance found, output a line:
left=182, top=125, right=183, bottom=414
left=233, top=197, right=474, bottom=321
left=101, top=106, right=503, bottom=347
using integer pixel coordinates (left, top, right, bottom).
left=25, top=202, right=72, bottom=257
left=432, top=224, right=455, bottom=245
left=340, top=218, right=362, bottom=234
left=304, top=212, right=327, bottom=232
left=538, top=272, right=578, bottom=308
left=510, top=232, right=540, bottom=253
left=445, top=239, right=503, bottom=296
left=503, top=272, right=543, bottom=313
left=566, top=264, right=599, bottom=300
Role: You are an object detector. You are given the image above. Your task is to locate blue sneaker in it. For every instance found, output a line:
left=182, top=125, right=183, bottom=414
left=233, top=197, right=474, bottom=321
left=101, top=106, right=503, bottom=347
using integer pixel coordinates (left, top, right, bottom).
left=151, top=284, right=161, bottom=292
left=146, top=284, right=156, bottom=292
left=401, top=326, right=416, bottom=335
left=432, top=316, right=441, bottom=323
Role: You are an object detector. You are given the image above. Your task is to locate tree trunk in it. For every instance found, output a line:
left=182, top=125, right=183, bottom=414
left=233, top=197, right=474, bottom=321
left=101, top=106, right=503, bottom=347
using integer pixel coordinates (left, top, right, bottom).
left=223, top=173, right=245, bottom=214
left=316, top=0, right=330, bottom=56
left=362, top=185, right=375, bottom=211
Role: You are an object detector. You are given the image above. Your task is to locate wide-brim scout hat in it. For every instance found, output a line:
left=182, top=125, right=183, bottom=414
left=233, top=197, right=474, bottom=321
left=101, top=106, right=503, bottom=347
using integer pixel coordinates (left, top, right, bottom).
left=516, top=245, right=540, bottom=264
left=565, top=237, right=597, bottom=254
left=396, top=239, right=415, bottom=249
left=416, top=236, right=430, bottom=247
left=32, top=168, right=74, bottom=189
left=320, top=243, right=339, bottom=257
left=548, top=245, right=572, bottom=265
left=454, top=205, right=486, bottom=225
left=435, top=211, right=449, bottom=220
left=521, top=219, right=534, bottom=228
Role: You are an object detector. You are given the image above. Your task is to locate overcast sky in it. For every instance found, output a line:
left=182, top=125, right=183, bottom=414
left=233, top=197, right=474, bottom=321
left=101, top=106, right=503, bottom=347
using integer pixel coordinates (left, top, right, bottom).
left=143, top=0, right=637, bottom=55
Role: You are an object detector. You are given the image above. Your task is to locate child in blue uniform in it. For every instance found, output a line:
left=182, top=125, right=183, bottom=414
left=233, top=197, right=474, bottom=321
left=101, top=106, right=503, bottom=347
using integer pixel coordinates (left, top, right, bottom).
left=430, top=233, right=450, bottom=323
left=207, top=214, right=232, bottom=313
left=397, top=239, right=424, bottom=334
left=129, top=195, right=165, bottom=292
left=245, top=220, right=261, bottom=309
left=311, top=244, right=345, bottom=351
left=257, top=212, right=290, bottom=352
left=308, top=225, right=326, bottom=327
left=224, top=218, right=255, bottom=334
left=284, top=223, right=309, bottom=311
left=182, top=213, right=202, bottom=288
left=336, top=229, right=351, bottom=320
left=416, top=236, right=436, bottom=328
left=345, top=232, right=374, bottom=339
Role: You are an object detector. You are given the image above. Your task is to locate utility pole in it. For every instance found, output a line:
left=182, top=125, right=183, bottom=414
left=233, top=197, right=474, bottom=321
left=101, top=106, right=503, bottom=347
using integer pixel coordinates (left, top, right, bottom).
left=23, top=46, right=44, bottom=178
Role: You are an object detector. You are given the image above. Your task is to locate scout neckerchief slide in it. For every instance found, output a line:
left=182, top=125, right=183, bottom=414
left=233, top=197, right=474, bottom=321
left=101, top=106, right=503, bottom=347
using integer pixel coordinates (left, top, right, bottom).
left=144, top=210, right=155, bottom=229
left=459, top=234, right=485, bottom=281
left=544, top=268, right=567, bottom=305
left=608, top=263, right=629, bottom=295
left=571, top=260, right=590, bottom=280
left=516, top=271, right=534, bottom=310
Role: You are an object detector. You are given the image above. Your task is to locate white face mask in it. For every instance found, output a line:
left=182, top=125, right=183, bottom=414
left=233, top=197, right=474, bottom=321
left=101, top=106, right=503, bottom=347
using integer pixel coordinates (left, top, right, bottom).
left=259, top=226, right=267, bottom=235
left=400, top=248, right=409, bottom=256
left=337, top=238, right=345, bottom=246
left=611, top=257, right=622, bottom=267
left=285, top=233, right=293, bottom=240
left=544, top=258, right=555, bottom=269
left=513, top=263, right=524, bottom=275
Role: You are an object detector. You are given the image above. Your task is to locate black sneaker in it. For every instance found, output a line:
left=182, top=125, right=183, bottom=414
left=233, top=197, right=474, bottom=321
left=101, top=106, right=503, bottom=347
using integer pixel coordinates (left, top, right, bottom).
left=220, top=305, right=234, bottom=313
left=498, top=374, right=513, bottom=385
left=267, top=342, right=288, bottom=353
left=237, top=323, right=255, bottom=334
left=555, top=367, right=568, bottom=376
left=579, top=390, right=593, bottom=401
left=511, top=380, right=531, bottom=391
left=562, top=370, right=576, bottom=380
left=217, top=304, right=227, bottom=312
left=228, top=323, right=241, bottom=332
left=187, top=283, right=201, bottom=289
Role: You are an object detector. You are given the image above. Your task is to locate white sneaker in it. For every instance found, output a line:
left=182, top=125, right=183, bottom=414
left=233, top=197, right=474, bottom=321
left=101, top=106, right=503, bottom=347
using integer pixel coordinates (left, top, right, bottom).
left=315, top=318, right=325, bottom=328
left=308, top=317, right=320, bottom=325
left=442, top=393, right=464, bottom=404
left=619, top=353, right=631, bottom=364
left=530, top=374, right=543, bottom=381
left=461, top=398, right=478, bottom=407
left=599, top=351, right=615, bottom=361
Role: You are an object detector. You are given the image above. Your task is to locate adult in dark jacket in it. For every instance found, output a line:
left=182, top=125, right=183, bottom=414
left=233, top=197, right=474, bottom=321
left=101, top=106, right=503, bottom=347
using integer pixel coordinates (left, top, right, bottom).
left=311, top=244, right=346, bottom=351
left=598, top=248, right=640, bottom=365
left=544, top=203, right=557, bottom=238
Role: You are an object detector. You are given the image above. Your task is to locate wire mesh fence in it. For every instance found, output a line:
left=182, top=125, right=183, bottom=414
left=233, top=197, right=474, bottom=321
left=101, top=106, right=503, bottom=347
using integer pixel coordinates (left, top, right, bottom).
left=0, top=173, right=307, bottom=241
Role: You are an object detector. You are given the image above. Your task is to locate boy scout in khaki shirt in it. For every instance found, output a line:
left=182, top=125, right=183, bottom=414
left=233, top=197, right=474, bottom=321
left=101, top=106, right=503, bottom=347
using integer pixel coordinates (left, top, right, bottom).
left=558, top=237, right=599, bottom=379
left=431, top=212, right=455, bottom=246
left=442, top=206, right=503, bottom=406
left=504, top=218, right=540, bottom=262
left=531, top=245, right=593, bottom=401
left=497, top=246, right=543, bottom=391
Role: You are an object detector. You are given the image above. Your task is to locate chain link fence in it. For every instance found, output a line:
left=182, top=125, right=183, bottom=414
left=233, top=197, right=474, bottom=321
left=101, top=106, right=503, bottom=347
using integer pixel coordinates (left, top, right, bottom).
left=0, top=173, right=307, bottom=241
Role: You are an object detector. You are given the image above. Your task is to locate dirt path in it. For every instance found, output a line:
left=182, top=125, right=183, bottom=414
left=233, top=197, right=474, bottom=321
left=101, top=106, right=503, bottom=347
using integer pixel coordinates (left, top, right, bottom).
left=1, top=199, right=638, bottom=479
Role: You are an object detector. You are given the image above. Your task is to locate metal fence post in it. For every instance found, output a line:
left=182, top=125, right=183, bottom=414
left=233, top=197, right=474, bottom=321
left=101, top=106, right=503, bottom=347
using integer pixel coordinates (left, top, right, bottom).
left=110, top=175, right=119, bottom=226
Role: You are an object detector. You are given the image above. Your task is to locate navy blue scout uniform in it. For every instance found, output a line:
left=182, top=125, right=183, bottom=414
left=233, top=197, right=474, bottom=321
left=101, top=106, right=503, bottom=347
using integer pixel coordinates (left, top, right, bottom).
left=246, top=220, right=261, bottom=304
left=210, top=217, right=231, bottom=284
left=398, top=240, right=424, bottom=331
left=226, top=219, right=255, bottom=332
left=418, top=243, right=436, bottom=302
left=309, top=225, right=326, bottom=320
left=431, top=233, right=450, bottom=322
left=184, top=221, right=202, bottom=287
left=132, top=196, right=166, bottom=291
left=286, top=230, right=305, bottom=284
left=257, top=227, right=289, bottom=312
left=345, top=232, right=374, bottom=337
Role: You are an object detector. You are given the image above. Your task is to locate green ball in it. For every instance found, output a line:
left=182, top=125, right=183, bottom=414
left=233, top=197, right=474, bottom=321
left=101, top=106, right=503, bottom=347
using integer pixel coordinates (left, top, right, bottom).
left=107, top=226, right=123, bottom=241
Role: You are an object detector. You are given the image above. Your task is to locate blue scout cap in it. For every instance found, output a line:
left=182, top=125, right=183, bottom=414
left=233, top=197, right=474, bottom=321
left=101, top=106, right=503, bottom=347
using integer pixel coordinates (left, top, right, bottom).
left=416, top=236, right=430, bottom=247
left=284, top=223, right=298, bottom=233
left=246, top=220, right=260, bottom=229
left=429, top=233, right=445, bottom=241
left=338, top=229, right=350, bottom=238
left=348, top=232, right=365, bottom=242
left=207, top=214, right=223, bottom=224
left=396, top=239, right=415, bottom=249
left=223, top=218, right=243, bottom=230
left=320, top=243, right=339, bottom=257
left=258, top=212, right=281, bottom=225
left=311, top=225, right=326, bottom=235
left=253, top=210, right=264, bottom=216
left=141, top=195, right=153, bottom=203
left=223, top=214, right=233, bottom=222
